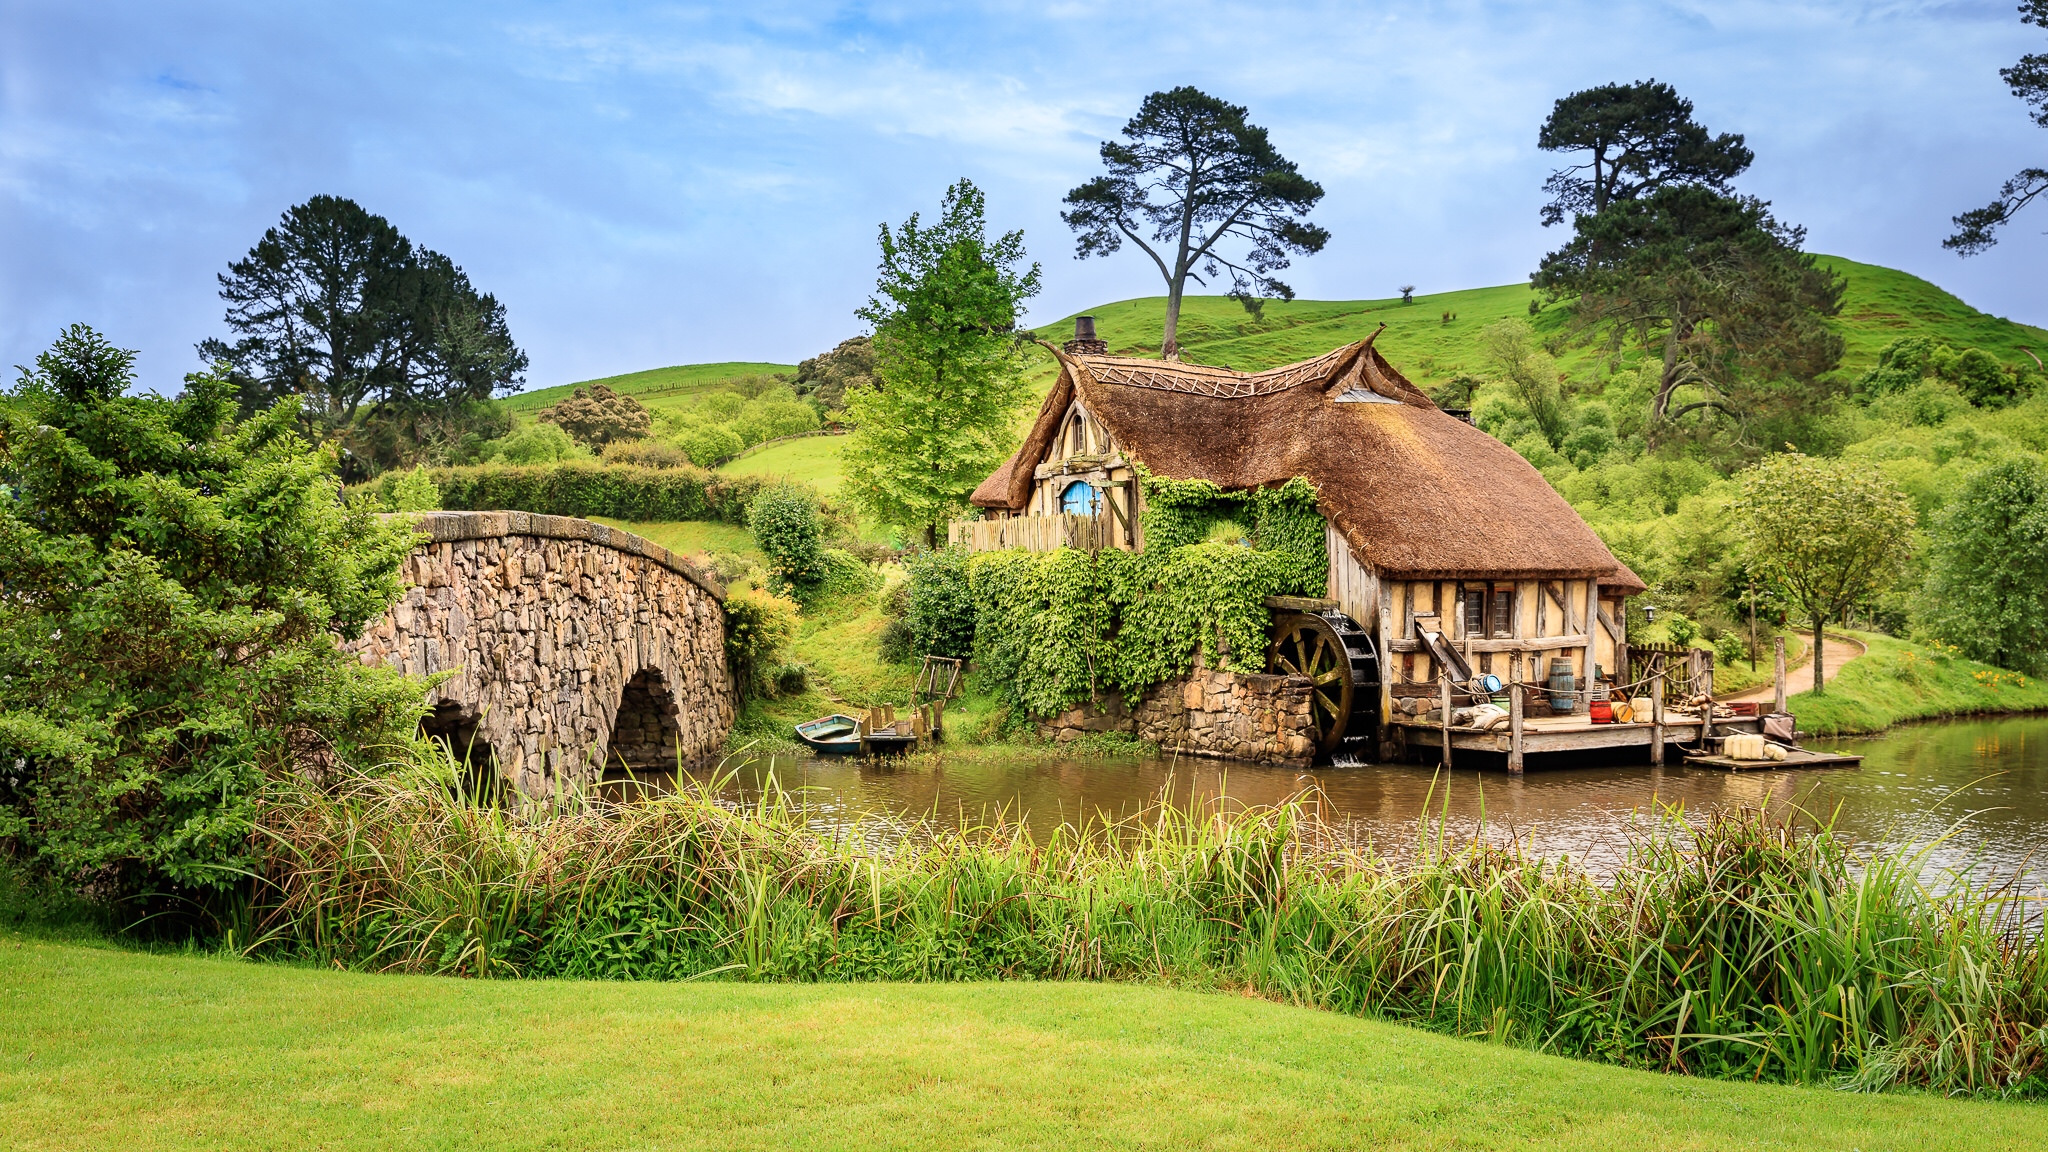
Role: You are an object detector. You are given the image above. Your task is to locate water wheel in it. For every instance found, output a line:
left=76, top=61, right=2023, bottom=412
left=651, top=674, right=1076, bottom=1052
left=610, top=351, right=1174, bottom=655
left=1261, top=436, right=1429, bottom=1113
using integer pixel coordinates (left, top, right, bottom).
left=1265, top=610, right=1378, bottom=758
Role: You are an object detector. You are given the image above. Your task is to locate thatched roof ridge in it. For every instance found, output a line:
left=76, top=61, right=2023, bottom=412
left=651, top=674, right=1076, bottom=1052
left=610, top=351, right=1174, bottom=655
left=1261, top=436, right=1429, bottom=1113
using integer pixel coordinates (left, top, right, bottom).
left=972, top=339, right=1645, bottom=594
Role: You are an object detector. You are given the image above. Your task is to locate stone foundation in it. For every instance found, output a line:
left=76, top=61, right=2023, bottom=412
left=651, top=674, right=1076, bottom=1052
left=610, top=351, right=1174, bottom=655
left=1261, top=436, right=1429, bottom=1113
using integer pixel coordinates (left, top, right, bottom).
left=1035, top=665, right=1318, bottom=766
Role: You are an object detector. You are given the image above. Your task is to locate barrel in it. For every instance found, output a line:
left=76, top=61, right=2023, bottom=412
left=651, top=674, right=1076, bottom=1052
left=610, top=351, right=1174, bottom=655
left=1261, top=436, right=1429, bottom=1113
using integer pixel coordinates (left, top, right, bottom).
left=1547, top=658, right=1577, bottom=712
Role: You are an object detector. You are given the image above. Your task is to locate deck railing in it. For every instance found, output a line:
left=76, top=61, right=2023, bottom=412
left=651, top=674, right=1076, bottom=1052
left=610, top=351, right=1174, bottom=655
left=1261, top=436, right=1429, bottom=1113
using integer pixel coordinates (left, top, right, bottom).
left=947, top=513, right=1116, bottom=553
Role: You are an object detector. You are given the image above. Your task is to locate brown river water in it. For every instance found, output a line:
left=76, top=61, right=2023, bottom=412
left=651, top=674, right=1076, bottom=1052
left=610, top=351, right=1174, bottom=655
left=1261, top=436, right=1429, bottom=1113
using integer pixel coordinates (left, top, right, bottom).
left=646, top=714, right=2048, bottom=892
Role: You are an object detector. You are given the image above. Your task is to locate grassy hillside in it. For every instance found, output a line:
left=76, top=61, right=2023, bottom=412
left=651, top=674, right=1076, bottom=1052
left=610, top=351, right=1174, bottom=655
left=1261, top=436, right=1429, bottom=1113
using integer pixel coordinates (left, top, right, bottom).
left=504, top=360, right=796, bottom=413
left=7, top=937, right=2041, bottom=1150
left=1031, top=255, right=2048, bottom=392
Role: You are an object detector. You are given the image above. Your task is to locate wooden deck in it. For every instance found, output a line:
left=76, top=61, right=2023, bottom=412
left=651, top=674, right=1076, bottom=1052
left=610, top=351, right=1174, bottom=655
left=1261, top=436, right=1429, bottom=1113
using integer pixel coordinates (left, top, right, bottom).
left=1391, top=713, right=1762, bottom=756
left=1683, top=748, right=1862, bottom=772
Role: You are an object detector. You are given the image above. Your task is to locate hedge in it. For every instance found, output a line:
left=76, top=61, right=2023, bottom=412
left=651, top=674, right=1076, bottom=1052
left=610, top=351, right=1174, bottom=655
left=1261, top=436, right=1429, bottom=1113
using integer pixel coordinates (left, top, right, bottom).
left=425, top=463, right=775, bottom=524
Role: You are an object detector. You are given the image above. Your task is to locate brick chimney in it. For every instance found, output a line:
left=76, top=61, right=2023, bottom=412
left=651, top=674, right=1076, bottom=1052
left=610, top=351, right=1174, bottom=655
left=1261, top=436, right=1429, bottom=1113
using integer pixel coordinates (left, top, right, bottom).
left=1063, top=316, right=1107, bottom=355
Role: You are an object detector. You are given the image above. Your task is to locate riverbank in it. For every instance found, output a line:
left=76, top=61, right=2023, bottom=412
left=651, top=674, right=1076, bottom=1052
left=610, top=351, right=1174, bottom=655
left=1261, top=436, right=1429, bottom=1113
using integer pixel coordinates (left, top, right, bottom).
left=1784, top=631, right=2048, bottom=736
left=4, top=935, right=2041, bottom=1151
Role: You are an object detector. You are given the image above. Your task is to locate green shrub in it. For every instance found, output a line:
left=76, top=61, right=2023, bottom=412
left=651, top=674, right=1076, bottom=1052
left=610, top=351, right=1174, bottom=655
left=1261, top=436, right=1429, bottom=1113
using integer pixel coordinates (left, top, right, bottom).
left=722, top=587, right=800, bottom=699
left=602, top=439, right=692, bottom=468
left=482, top=423, right=586, bottom=465
left=904, top=546, right=976, bottom=659
left=680, top=423, right=745, bottom=467
left=373, top=465, right=442, bottom=512
left=747, top=484, right=827, bottom=592
left=0, top=326, right=425, bottom=912
left=816, top=548, right=880, bottom=601
left=429, top=462, right=771, bottom=523
left=1714, top=631, right=1748, bottom=666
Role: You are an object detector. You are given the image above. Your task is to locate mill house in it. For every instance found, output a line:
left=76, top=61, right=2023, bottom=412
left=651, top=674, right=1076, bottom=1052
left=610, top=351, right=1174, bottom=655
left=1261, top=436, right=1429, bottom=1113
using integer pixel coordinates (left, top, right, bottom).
left=954, top=319, right=1746, bottom=770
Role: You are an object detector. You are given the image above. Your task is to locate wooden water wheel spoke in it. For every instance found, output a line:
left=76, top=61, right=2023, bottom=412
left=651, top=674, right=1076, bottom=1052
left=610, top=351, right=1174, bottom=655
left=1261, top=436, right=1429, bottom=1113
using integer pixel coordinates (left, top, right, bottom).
left=1265, top=611, right=1365, bottom=757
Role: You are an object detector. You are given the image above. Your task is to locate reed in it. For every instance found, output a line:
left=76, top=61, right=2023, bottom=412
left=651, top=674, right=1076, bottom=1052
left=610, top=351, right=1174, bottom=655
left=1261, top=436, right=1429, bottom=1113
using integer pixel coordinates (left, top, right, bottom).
left=244, top=758, right=2048, bottom=1098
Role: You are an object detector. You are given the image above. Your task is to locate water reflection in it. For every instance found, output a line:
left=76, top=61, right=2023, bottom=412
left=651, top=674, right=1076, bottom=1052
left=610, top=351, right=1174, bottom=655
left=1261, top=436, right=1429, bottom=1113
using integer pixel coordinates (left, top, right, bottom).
left=640, top=714, right=2048, bottom=891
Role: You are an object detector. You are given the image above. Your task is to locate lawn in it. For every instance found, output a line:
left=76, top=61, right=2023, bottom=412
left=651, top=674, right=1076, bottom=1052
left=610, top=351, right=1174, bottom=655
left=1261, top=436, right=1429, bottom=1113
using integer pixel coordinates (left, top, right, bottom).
left=2, top=937, right=2040, bottom=1151
left=589, top=517, right=762, bottom=567
left=717, top=433, right=849, bottom=494
left=1785, top=630, right=2048, bottom=736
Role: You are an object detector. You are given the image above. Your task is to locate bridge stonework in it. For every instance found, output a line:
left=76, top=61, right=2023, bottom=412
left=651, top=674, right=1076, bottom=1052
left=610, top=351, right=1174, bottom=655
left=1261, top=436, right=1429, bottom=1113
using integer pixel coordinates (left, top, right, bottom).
left=351, top=512, right=734, bottom=794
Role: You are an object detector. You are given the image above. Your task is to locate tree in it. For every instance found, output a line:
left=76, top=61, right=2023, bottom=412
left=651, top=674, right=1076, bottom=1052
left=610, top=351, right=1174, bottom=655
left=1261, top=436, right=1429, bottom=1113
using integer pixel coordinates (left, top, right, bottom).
left=198, top=195, right=527, bottom=457
left=844, top=179, right=1041, bottom=548
left=1919, top=456, right=2048, bottom=674
left=1735, top=454, right=1916, bottom=695
left=1948, top=1, right=2048, bottom=254
left=794, top=336, right=875, bottom=415
left=538, top=383, right=651, bottom=448
left=0, top=326, right=422, bottom=912
left=1536, top=186, right=1845, bottom=450
left=747, top=484, right=826, bottom=594
left=1537, top=80, right=1753, bottom=227
left=1062, top=87, right=1327, bottom=359
left=1477, top=319, right=1569, bottom=450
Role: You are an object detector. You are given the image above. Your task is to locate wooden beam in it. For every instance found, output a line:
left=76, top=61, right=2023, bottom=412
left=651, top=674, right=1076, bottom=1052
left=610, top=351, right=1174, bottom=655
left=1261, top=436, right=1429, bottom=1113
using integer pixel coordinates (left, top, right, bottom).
left=1583, top=578, right=1600, bottom=692
left=1544, top=582, right=1570, bottom=618
left=1378, top=580, right=1397, bottom=758
left=1650, top=659, right=1665, bottom=766
left=1508, top=652, right=1525, bottom=775
left=1389, top=635, right=1592, bottom=654
left=1596, top=603, right=1624, bottom=644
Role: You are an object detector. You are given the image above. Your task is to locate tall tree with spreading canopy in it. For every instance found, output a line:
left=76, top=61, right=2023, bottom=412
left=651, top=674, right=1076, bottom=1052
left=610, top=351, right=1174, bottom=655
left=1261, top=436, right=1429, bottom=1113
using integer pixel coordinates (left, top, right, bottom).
left=843, top=179, right=1041, bottom=548
left=1948, top=1, right=2048, bottom=254
left=198, top=195, right=527, bottom=469
left=1735, top=454, right=1916, bottom=695
left=1536, top=79, right=1753, bottom=227
left=1532, top=82, right=1842, bottom=454
left=1063, top=87, right=1327, bottom=360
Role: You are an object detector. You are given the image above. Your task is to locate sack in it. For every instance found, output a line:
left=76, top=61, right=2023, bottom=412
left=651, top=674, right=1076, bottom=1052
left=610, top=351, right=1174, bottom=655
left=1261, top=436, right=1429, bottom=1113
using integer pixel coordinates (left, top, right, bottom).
left=1762, top=712, right=1796, bottom=743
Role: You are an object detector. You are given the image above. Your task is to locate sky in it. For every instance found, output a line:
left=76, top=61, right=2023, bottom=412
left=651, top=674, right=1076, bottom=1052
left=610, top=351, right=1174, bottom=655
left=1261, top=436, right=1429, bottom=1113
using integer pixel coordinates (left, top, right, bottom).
left=3, top=1, right=2045, bottom=394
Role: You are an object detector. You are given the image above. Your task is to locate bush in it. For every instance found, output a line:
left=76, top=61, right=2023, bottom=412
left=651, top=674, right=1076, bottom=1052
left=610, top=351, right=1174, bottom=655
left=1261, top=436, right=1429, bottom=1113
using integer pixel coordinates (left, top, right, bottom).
left=816, top=548, right=881, bottom=602
left=722, top=586, right=800, bottom=699
left=375, top=465, right=442, bottom=512
left=482, top=422, right=586, bottom=465
left=903, top=546, right=976, bottom=659
left=1714, top=631, right=1748, bottom=667
left=0, top=326, right=424, bottom=912
left=747, top=484, right=827, bottom=592
left=680, top=423, right=745, bottom=467
left=429, top=462, right=771, bottom=523
left=602, top=439, right=692, bottom=468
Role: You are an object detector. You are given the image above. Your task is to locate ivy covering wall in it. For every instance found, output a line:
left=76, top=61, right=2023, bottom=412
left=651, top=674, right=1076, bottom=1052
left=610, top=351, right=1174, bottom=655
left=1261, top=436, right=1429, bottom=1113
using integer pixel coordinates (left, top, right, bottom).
left=920, top=475, right=1327, bottom=717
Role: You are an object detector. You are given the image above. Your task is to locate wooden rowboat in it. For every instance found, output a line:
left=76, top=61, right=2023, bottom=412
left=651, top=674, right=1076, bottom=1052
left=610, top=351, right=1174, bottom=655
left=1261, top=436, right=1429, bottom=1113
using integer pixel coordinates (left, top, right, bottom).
left=794, top=714, right=862, bottom=754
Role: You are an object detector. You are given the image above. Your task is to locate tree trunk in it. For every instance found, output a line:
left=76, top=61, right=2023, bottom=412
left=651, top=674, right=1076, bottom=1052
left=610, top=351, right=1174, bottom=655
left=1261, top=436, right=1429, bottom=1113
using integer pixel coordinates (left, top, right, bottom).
left=1162, top=278, right=1184, bottom=361
left=1811, top=616, right=1825, bottom=697
left=923, top=522, right=938, bottom=551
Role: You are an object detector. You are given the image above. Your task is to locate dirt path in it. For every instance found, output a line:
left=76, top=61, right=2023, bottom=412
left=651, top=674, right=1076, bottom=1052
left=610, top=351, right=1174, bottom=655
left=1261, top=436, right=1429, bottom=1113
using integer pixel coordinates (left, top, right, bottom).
left=1722, top=633, right=1866, bottom=704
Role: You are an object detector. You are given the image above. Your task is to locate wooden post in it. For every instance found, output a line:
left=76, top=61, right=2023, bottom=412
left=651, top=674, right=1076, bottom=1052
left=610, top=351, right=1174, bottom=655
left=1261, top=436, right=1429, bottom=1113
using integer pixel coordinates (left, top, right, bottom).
left=1773, top=636, right=1788, bottom=714
left=1378, top=579, right=1397, bottom=761
left=1439, top=674, right=1453, bottom=770
left=1650, top=660, right=1665, bottom=766
left=1582, top=579, right=1600, bottom=710
left=1508, top=653, right=1525, bottom=775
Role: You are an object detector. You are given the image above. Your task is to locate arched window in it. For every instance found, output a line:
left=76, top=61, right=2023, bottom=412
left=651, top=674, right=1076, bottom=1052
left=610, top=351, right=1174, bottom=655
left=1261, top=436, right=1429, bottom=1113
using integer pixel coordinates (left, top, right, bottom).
left=1059, top=480, right=1099, bottom=516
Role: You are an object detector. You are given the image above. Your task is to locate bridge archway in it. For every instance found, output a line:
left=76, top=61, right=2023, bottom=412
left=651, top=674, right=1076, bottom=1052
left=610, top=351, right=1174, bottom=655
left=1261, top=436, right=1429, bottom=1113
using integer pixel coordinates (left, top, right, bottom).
left=351, top=511, right=735, bottom=795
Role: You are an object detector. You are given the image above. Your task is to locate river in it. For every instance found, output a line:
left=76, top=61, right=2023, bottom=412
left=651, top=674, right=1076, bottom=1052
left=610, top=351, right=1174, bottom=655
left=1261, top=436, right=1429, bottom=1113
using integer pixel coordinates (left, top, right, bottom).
left=662, top=714, right=2048, bottom=891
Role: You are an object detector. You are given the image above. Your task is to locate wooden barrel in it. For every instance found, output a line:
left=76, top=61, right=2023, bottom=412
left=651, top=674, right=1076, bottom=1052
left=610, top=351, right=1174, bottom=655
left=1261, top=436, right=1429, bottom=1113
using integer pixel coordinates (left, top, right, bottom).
left=1547, top=658, right=1577, bottom=712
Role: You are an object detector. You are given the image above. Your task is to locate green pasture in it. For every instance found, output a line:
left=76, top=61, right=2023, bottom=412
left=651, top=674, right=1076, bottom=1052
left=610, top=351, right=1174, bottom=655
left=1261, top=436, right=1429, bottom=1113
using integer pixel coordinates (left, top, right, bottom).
left=716, top=433, right=849, bottom=494
left=1784, top=631, right=2048, bottom=736
left=4, top=937, right=2039, bottom=1151
left=504, top=360, right=796, bottom=413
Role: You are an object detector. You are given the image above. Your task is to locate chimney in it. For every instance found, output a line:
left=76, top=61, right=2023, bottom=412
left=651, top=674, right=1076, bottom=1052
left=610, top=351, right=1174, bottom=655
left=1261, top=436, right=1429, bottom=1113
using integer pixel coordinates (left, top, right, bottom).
left=1063, top=315, right=1107, bottom=355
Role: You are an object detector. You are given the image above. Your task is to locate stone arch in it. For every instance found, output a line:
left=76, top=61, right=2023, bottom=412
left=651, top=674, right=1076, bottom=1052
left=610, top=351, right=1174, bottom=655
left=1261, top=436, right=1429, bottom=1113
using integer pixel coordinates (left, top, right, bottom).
left=605, top=668, right=685, bottom=774
left=351, top=512, right=735, bottom=795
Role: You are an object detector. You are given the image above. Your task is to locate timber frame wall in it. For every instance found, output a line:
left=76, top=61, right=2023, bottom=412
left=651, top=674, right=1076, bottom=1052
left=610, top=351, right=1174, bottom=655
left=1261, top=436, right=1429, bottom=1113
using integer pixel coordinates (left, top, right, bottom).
left=1324, top=525, right=1627, bottom=722
left=953, top=400, right=1143, bottom=551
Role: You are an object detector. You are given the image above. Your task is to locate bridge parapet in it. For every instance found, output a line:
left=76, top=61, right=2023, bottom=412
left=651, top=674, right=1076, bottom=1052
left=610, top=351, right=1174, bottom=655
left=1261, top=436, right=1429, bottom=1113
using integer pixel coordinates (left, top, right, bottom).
left=352, top=512, right=734, bottom=794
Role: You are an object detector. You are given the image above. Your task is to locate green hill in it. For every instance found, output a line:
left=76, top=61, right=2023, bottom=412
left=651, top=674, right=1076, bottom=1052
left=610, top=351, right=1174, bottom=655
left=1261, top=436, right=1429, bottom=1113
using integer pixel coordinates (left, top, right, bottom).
left=1031, top=255, right=2048, bottom=390
left=504, top=360, right=796, bottom=413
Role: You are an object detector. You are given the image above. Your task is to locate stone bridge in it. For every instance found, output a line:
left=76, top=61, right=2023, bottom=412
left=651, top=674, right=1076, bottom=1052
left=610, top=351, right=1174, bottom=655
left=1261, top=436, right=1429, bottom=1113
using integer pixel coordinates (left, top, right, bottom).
left=350, top=511, right=735, bottom=794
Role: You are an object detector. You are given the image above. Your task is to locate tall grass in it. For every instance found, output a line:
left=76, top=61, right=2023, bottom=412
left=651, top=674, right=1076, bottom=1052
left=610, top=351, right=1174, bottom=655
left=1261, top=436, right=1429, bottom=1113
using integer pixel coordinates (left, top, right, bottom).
left=245, top=762, right=2048, bottom=1098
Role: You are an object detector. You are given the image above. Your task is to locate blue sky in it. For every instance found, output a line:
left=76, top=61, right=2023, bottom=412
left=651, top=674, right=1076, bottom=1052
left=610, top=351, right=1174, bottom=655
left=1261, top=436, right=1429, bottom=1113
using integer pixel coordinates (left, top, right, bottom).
left=3, top=1, right=2044, bottom=393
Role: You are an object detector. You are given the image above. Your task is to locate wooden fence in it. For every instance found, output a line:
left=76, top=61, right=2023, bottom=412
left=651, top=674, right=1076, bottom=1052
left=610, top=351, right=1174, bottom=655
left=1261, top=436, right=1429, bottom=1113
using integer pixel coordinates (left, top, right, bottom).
left=948, top=513, right=1117, bottom=554
left=1626, top=642, right=1714, bottom=702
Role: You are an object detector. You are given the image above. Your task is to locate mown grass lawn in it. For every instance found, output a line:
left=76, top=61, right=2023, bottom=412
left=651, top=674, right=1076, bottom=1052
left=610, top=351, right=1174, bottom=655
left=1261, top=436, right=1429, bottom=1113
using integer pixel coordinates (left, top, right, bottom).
left=1789, top=630, right=2048, bottom=736
left=717, top=434, right=849, bottom=494
left=3, top=936, right=2041, bottom=1151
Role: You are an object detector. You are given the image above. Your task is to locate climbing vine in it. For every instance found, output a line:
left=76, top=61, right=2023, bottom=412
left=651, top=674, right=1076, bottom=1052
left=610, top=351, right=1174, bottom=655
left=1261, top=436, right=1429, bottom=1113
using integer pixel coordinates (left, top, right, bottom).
left=931, top=476, right=1327, bottom=717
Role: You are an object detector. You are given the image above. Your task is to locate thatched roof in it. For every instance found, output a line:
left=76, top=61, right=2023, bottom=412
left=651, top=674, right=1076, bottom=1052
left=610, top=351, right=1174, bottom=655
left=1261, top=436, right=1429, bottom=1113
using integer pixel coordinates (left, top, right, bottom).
left=971, top=338, right=1645, bottom=594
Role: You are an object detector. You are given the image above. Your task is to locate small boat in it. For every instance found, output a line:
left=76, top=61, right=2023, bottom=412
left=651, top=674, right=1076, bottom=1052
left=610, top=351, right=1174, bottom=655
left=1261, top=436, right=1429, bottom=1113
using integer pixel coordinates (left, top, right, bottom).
left=795, top=714, right=862, bottom=754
